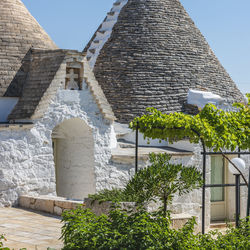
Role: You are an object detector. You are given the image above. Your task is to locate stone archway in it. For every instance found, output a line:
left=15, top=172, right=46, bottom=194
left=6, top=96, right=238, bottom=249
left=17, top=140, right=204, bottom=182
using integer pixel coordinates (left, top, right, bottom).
left=52, top=118, right=96, bottom=200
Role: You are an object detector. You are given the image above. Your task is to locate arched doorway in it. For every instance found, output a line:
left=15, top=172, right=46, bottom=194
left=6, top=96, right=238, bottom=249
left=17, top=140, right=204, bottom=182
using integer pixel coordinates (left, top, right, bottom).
left=52, top=118, right=96, bottom=200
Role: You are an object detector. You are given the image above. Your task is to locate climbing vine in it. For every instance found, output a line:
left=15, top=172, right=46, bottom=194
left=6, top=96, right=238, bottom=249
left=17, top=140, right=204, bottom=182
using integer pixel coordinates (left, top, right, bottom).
left=130, top=97, right=250, bottom=152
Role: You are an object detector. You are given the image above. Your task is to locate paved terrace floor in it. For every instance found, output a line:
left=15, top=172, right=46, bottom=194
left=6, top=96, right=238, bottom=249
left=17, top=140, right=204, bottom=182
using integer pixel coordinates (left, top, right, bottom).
left=0, top=207, right=63, bottom=250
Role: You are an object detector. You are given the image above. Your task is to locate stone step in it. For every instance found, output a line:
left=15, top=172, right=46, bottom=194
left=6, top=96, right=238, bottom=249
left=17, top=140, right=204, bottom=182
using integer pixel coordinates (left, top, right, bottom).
left=101, top=20, right=117, bottom=30
left=104, top=113, right=116, bottom=122
left=114, top=124, right=131, bottom=139
left=98, top=100, right=112, bottom=110
left=100, top=107, right=115, bottom=117
left=98, top=30, right=107, bottom=35
left=89, top=85, right=105, bottom=97
left=96, top=95, right=112, bottom=105
left=111, top=146, right=193, bottom=164
left=114, top=1, right=122, bottom=6
left=118, top=141, right=135, bottom=148
left=107, top=11, right=115, bottom=16
left=89, top=48, right=96, bottom=54
left=84, top=76, right=97, bottom=84
left=86, top=76, right=100, bottom=85
left=210, top=221, right=235, bottom=229
left=84, top=70, right=94, bottom=77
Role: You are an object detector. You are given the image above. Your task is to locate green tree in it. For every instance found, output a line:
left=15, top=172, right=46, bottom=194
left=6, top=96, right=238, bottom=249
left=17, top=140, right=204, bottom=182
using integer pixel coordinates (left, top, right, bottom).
left=89, top=153, right=203, bottom=217
left=124, top=153, right=203, bottom=217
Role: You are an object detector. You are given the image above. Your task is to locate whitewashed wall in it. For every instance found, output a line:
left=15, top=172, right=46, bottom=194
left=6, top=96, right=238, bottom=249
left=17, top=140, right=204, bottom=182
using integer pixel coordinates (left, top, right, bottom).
left=101, top=142, right=210, bottom=231
left=0, top=82, right=115, bottom=206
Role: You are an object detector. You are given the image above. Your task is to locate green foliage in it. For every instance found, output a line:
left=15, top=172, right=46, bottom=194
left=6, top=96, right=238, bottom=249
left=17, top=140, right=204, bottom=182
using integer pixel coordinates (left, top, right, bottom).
left=130, top=101, right=250, bottom=151
left=88, top=188, right=132, bottom=203
left=196, top=219, right=250, bottom=249
left=246, top=93, right=250, bottom=104
left=62, top=99, right=250, bottom=249
left=124, top=153, right=203, bottom=216
left=61, top=207, right=250, bottom=250
left=88, top=153, right=203, bottom=216
left=0, top=235, right=9, bottom=250
left=0, top=235, right=4, bottom=248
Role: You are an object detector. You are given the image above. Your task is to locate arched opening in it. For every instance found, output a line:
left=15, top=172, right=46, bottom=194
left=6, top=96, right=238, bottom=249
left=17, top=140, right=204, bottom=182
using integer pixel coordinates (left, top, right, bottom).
left=52, top=118, right=96, bottom=200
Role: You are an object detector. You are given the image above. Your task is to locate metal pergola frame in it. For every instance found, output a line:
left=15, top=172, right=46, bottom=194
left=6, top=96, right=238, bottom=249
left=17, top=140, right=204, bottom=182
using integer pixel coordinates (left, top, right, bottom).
left=134, top=124, right=250, bottom=234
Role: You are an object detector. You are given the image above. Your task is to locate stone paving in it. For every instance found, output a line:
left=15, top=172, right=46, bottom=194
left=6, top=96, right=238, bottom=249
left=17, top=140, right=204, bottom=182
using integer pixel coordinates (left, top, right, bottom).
left=0, top=207, right=63, bottom=250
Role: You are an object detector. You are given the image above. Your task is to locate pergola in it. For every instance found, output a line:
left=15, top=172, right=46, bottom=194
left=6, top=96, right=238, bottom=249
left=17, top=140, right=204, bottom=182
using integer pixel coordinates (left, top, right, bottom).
left=134, top=124, right=250, bottom=234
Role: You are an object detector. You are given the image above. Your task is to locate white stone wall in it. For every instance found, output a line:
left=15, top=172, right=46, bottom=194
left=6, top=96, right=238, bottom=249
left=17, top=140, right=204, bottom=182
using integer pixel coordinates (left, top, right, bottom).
left=0, top=82, right=114, bottom=206
left=98, top=142, right=211, bottom=231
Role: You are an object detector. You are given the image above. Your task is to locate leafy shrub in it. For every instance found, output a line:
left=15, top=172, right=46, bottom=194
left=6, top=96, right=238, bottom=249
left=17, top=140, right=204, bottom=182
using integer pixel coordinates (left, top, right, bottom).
left=88, top=188, right=133, bottom=203
left=61, top=207, right=250, bottom=250
left=88, top=153, right=203, bottom=216
left=196, top=219, right=250, bottom=249
left=124, top=153, right=203, bottom=216
left=246, top=93, right=250, bottom=103
left=61, top=207, right=182, bottom=250
left=0, top=234, right=9, bottom=250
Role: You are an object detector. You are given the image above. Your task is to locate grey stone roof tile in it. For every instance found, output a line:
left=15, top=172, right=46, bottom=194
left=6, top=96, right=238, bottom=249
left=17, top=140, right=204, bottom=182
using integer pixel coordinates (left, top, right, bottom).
left=85, top=0, right=244, bottom=123
left=0, top=0, right=58, bottom=97
left=8, top=50, right=66, bottom=120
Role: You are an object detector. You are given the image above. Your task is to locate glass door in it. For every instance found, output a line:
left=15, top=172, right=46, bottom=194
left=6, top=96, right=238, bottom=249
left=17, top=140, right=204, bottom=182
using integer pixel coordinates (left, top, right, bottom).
left=211, top=156, right=226, bottom=221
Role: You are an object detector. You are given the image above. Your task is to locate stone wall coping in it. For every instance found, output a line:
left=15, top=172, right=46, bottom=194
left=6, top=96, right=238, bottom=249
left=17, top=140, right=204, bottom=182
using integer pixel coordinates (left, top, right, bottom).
left=84, top=198, right=195, bottom=230
left=171, top=213, right=193, bottom=220
left=19, top=195, right=84, bottom=216
left=0, top=124, right=34, bottom=131
left=112, top=146, right=193, bottom=164
left=18, top=196, right=194, bottom=230
left=20, top=195, right=83, bottom=204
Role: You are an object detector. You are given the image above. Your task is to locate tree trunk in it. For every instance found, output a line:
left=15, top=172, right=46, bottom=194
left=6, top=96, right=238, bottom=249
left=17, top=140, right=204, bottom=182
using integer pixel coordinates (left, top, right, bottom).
left=163, top=195, right=167, bottom=217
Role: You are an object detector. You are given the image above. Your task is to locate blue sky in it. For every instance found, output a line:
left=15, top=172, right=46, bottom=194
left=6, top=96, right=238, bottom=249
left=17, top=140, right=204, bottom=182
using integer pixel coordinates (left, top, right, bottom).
left=22, top=0, right=249, bottom=93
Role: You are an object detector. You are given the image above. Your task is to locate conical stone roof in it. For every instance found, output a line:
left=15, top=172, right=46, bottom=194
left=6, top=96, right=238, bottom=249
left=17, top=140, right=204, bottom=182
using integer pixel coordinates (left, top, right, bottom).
left=85, top=0, right=244, bottom=123
left=0, top=0, right=58, bottom=97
